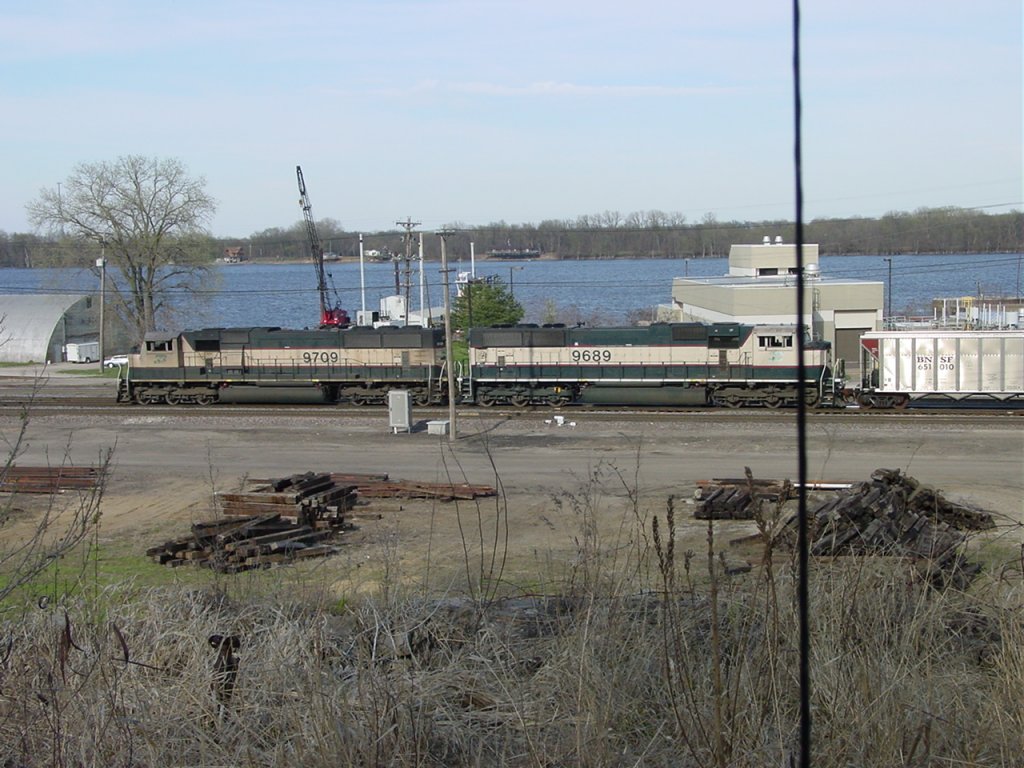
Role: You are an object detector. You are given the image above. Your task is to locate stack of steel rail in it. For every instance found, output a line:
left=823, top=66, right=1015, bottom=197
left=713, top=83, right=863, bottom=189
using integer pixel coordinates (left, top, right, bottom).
left=0, top=466, right=102, bottom=494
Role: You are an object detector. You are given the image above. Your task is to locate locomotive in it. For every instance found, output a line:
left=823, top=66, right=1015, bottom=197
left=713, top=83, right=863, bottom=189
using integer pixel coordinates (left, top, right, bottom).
left=116, top=325, right=447, bottom=406
left=116, top=321, right=837, bottom=408
left=463, top=322, right=836, bottom=408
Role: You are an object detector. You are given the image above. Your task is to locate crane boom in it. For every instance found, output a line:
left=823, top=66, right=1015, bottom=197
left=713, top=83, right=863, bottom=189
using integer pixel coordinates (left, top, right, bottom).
left=296, top=165, right=349, bottom=327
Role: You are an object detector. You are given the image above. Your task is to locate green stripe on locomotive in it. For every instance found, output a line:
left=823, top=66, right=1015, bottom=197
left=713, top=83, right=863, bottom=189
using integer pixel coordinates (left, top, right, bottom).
left=467, top=322, right=758, bottom=349
left=180, top=326, right=444, bottom=351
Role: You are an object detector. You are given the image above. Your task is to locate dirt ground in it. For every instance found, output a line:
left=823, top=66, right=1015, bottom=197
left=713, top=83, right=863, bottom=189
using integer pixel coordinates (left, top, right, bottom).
left=2, top=368, right=1022, bottom=592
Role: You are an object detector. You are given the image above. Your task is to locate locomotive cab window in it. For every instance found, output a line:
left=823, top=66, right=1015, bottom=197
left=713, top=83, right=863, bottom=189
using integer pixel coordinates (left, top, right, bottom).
left=757, top=335, right=793, bottom=349
left=146, top=339, right=174, bottom=352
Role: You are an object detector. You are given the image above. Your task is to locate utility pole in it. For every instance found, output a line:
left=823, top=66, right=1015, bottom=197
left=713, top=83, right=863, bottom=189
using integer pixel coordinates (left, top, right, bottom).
left=397, top=217, right=420, bottom=326
left=358, top=234, right=367, bottom=318
left=883, top=257, right=893, bottom=327
left=438, top=229, right=457, bottom=440
left=509, top=265, right=524, bottom=299
left=96, top=249, right=106, bottom=371
left=418, top=232, right=426, bottom=327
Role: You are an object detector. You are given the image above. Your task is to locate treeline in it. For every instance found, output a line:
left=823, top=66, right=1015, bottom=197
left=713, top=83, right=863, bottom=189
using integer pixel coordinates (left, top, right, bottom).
left=2, top=206, right=1020, bottom=268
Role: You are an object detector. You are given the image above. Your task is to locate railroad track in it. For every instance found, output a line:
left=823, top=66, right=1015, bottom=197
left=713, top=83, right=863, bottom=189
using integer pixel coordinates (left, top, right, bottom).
left=1, top=393, right=1019, bottom=421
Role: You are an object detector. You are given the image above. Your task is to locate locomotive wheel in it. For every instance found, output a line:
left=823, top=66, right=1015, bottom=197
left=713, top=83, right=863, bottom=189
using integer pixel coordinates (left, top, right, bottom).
left=412, top=391, right=431, bottom=407
left=509, top=393, right=531, bottom=408
left=165, top=391, right=183, bottom=406
left=195, top=391, right=216, bottom=406
left=351, top=393, right=370, bottom=406
left=548, top=394, right=571, bottom=407
left=477, top=392, right=497, bottom=407
left=764, top=396, right=782, bottom=409
left=137, top=391, right=164, bottom=406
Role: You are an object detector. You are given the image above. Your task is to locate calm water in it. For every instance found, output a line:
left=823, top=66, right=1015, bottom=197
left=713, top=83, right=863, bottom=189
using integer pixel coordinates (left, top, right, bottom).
left=1, top=253, right=1021, bottom=329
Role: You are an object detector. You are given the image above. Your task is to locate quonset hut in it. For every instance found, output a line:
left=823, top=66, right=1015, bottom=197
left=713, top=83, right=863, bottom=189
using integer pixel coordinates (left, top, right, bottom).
left=0, top=294, right=100, bottom=363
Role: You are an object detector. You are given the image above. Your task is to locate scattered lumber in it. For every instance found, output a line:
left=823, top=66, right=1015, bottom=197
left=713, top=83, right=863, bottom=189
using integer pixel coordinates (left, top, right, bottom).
left=146, top=513, right=342, bottom=573
left=218, top=472, right=357, bottom=527
left=149, top=469, right=499, bottom=573
left=150, top=472, right=360, bottom=573
left=694, top=476, right=794, bottom=519
left=792, top=467, right=995, bottom=588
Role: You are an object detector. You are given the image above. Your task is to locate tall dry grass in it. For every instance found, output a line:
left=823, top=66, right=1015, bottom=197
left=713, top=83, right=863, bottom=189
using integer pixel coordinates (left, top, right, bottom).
left=1, top=484, right=1022, bottom=768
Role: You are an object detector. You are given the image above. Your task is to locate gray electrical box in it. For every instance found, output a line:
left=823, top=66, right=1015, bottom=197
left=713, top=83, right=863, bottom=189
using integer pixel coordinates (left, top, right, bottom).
left=388, top=390, right=412, bottom=433
left=427, top=419, right=450, bottom=436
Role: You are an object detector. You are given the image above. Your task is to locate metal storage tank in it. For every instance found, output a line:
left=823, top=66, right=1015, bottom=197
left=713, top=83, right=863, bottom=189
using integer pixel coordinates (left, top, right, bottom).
left=861, top=329, right=1024, bottom=401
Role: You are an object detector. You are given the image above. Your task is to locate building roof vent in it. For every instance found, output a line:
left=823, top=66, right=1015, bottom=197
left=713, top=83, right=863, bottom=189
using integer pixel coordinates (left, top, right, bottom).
left=774, top=235, right=783, bottom=244
left=805, top=263, right=821, bottom=280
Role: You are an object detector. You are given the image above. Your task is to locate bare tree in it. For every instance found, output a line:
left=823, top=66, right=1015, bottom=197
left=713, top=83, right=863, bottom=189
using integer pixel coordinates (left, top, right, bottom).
left=0, top=325, right=106, bottom=609
left=26, top=155, right=217, bottom=343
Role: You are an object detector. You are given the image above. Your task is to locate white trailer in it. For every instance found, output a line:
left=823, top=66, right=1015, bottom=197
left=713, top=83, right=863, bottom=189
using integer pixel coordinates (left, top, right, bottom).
left=64, top=341, right=100, bottom=363
left=858, top=329, right=1024, bottom=406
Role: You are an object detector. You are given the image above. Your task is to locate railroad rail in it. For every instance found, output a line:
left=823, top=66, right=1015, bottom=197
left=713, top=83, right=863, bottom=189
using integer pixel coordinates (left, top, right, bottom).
left=0, top=465, right=104, bottom=494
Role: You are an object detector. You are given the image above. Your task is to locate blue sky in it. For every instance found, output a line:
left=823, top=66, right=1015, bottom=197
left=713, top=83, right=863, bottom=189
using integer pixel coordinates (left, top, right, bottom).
left=2, top=0, right=1020, bottom=237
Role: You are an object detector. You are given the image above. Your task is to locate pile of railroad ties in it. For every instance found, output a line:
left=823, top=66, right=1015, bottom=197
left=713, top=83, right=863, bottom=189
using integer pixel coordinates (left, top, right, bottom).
left=696, top=467, right=997, bottom=588
left=146, top=471, right=496, bottom=573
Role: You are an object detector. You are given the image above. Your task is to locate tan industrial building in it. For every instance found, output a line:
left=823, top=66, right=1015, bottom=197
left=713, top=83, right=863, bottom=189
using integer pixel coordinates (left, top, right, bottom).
left=669, top=238, right=884, bottom=377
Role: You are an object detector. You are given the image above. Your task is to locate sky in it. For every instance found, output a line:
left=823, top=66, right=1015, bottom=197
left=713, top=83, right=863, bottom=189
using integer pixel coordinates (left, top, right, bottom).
left=1, top=0, right=1020, bottom=238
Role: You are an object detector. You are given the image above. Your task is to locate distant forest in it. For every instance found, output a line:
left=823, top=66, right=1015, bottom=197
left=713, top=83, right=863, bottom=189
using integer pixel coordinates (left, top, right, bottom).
left=2, top=206, right=1021, bottom=268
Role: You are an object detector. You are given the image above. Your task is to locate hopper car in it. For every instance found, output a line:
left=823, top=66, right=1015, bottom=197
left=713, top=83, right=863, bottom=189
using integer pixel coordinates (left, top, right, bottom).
left=850, top=329, right=1024, bottom=408
left=461, top=322, right=837, bottom=408
left=116, top=326, right=447, bottom=406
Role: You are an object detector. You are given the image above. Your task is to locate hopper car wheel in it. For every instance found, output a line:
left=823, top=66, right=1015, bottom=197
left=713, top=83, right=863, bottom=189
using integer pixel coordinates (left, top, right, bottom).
left=893, top=396, right=909, bottom=409
left=477, top=392, right=497, bottom=407
left=510, top=394, right=530, bottom=408
left=195, top=392, right=216, bottom=406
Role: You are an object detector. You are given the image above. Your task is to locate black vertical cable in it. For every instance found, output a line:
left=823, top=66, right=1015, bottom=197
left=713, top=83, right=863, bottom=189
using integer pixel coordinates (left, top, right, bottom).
left=792, top=1, right=812, bottom=767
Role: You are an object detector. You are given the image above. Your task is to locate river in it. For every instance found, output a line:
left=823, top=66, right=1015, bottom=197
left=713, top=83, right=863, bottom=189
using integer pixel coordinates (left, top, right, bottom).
left=1, top=253, right=1021, bottom=329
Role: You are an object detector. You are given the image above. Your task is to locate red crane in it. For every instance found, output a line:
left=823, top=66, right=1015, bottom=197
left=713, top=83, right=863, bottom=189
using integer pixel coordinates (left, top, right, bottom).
left=297, top=165, right=350, bottom=328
